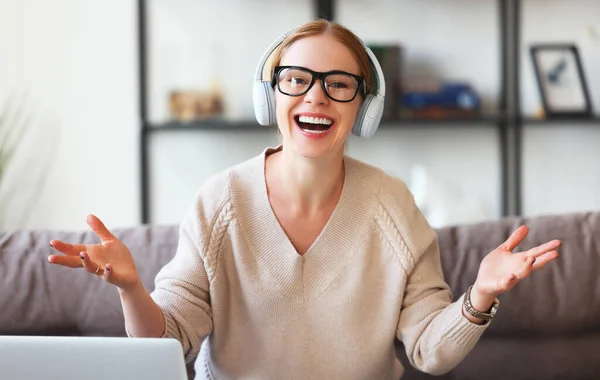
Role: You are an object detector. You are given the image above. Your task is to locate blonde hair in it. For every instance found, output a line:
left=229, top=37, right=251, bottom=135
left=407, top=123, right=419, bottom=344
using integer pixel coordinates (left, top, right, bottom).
left=267, top=19, right=372, bottom=94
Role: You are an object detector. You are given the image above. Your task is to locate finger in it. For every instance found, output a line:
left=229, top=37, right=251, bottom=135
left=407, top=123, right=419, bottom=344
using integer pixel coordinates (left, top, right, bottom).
left=80, top=251, right=104, bottom=276
left=525, top=240, right=562, bottom=258
left=501, top=225, right=529, bottom=252
left=102, top=263, right=114, bottom=283
left=47, top=254, right=83, bottom=268
left=497, top=273, right=516, bottom=293
left=49, top=240, right=87, bottom=256
left=516, top=256, right=535, bottom=279
left=86, top=214, right=115, bottom=243
left=532, top=250, right=559, bottom=271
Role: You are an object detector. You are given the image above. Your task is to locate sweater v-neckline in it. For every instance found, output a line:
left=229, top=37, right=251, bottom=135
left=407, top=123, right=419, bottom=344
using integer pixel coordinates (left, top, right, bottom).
left=233, top=146, right=379, bottom=302
left=264, top=146, right=346, bottom=258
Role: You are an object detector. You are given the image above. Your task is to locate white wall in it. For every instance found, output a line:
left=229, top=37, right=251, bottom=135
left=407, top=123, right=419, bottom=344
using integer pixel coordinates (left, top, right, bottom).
left=1, top=0, right=599, bottom=232
left=0, top=0, right=139, bottom=231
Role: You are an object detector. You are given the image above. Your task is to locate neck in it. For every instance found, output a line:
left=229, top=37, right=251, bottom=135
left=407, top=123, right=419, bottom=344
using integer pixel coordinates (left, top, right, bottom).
left=267, top=146, right=345, bottom=213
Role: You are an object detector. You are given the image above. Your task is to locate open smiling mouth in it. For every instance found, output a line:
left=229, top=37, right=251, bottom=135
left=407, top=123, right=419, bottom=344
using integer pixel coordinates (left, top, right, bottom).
left=295, top=115, right=334, bottom=133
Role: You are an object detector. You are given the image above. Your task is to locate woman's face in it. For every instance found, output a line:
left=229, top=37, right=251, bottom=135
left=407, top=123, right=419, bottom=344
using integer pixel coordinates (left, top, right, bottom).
left=274, top=34, right=363, bottom=159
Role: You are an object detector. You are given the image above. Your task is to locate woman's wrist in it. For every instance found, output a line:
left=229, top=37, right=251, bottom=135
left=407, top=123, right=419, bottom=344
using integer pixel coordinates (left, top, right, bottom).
left=470, top=282, right=497, bottom=312
left=118, top=279, right=145, bottom=298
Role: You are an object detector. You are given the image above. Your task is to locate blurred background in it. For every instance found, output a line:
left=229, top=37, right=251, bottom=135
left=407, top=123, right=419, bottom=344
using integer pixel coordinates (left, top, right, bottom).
left=1, top=0, right=599, bottom=232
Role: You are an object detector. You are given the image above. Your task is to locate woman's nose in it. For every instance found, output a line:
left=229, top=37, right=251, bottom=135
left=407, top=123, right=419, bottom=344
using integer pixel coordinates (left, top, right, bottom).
left=303, top=80, right=329, bottom=105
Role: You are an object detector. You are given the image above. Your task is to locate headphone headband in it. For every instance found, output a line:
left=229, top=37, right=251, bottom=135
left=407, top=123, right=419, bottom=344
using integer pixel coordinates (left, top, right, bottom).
left=253, top=28, right=295, bottom=82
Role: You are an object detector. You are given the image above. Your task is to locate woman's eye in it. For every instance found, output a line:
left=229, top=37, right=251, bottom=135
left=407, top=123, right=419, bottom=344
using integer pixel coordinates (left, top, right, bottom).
left=329, top=82, right=349, bottom=89
left=291, top=77, right=308, bottom=85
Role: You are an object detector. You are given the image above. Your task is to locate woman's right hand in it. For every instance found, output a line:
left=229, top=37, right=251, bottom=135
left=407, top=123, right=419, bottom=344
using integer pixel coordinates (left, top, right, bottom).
left=48, top=214, right=141, bottom=292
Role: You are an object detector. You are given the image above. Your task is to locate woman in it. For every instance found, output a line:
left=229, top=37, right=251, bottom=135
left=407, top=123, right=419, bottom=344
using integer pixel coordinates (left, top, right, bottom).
left=48, top=19, right=560, bottom=379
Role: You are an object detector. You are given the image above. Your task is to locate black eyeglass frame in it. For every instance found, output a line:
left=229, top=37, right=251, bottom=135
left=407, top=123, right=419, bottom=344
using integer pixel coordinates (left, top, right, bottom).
left=272, top=65, right=365, bottom=103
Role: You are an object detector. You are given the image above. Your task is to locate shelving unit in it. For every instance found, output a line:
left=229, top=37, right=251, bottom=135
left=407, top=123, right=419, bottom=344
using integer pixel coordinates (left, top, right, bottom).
left=136, top=0, right=597, bottom=224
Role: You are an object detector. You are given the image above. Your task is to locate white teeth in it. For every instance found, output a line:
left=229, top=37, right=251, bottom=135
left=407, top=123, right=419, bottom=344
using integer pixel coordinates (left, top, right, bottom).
left=298, top=115, right=333, bottom=125
left=302, top=129, right=328, bottom=134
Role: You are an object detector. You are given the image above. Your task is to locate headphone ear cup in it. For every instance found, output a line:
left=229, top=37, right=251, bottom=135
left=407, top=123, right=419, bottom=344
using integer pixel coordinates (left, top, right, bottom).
left=264, top=82, right=277, bottom=125
left=253, top=81, right=277, bottom=125
left=352, top=95, right=372, bottom=137
left=360, top=95, right=385, bottom=138
left=365, top=94, right=384, bottom=138
left=353, top=94, right=384, bottom=138
left=352, top=94, right=384, bottom=138
left=253, top=80, right=269, bottom=125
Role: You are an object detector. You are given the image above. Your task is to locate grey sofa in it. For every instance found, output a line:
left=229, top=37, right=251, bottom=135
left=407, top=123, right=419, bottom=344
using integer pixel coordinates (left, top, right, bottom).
left=1, top=211, right=599, bottom=379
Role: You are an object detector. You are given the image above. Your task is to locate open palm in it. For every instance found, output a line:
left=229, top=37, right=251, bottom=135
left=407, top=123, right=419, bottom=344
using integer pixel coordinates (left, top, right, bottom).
left=48, top=214, right=141, bottom=291
left=475, top=225, right=561, bottom=297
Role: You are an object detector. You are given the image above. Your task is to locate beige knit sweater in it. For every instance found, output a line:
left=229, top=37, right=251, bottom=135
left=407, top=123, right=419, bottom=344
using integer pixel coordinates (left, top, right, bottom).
left=148, top=146, right=490, bottom=380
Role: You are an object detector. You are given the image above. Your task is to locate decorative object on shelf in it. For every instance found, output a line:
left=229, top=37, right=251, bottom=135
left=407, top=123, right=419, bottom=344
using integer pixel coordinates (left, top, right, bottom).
left=399, top=81, right=481, bottom=120
left=168, top=80, right=225, bottom=123
left=530, top=44, right=592, bottom=119
left=367, top=44, right=402, bottom=121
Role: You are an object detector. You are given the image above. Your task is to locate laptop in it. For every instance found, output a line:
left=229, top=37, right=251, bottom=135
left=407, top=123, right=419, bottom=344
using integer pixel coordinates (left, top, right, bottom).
left=0, top=335, right=188, bottom=380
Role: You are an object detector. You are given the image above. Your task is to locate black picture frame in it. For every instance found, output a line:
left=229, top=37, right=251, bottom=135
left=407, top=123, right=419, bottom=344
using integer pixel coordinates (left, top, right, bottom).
left=530, top=44, right=592, bottom=119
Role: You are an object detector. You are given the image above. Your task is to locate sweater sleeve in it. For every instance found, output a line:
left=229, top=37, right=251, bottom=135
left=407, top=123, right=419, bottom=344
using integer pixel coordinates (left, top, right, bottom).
left=380, top=175, right=490, bottom=375
left=397, top=234, right=488, bottom=375
left=148, top=174, right=232, bottom=363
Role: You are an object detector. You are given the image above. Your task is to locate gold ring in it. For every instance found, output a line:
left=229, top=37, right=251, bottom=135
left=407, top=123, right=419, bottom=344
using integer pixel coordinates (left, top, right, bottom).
left=94, top=266, right=101, bottom=274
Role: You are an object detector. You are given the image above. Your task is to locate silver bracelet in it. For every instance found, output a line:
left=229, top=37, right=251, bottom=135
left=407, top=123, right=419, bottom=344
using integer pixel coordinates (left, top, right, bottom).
left=463, top=285, right=500, bottom=322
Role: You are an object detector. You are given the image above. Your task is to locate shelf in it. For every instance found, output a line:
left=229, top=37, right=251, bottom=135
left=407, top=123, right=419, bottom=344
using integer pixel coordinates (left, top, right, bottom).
left=146, top=116, right=502, bottom=132
left=521, top=116, right=600, bottom=125
left=380, top=116, right=501, bottom=127
left=146, top=120, right=263, bottom=132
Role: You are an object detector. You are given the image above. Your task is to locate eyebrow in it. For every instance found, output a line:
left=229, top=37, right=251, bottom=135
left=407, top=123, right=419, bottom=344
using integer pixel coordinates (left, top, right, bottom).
left=279, top=65, right=362, bottom=77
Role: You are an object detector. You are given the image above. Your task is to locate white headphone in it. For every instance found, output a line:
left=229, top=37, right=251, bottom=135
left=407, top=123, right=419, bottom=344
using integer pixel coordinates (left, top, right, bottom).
left=252, top=28, right=386, bottom=139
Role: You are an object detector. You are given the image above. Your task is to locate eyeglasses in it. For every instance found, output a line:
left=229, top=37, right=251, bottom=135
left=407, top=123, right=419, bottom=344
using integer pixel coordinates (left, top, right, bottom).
left=272, top=65, right=365, bottom=103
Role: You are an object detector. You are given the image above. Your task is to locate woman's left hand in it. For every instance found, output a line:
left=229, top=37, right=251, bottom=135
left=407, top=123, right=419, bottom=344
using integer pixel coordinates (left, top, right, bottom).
left=473, top=225, right=561, bottom=301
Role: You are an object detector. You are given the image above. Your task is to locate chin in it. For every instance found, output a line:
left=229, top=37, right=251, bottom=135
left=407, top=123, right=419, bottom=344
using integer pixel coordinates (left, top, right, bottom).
left=287, top=130, right=346, bottom=160
left=289, top=142, right=332, bottom=159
